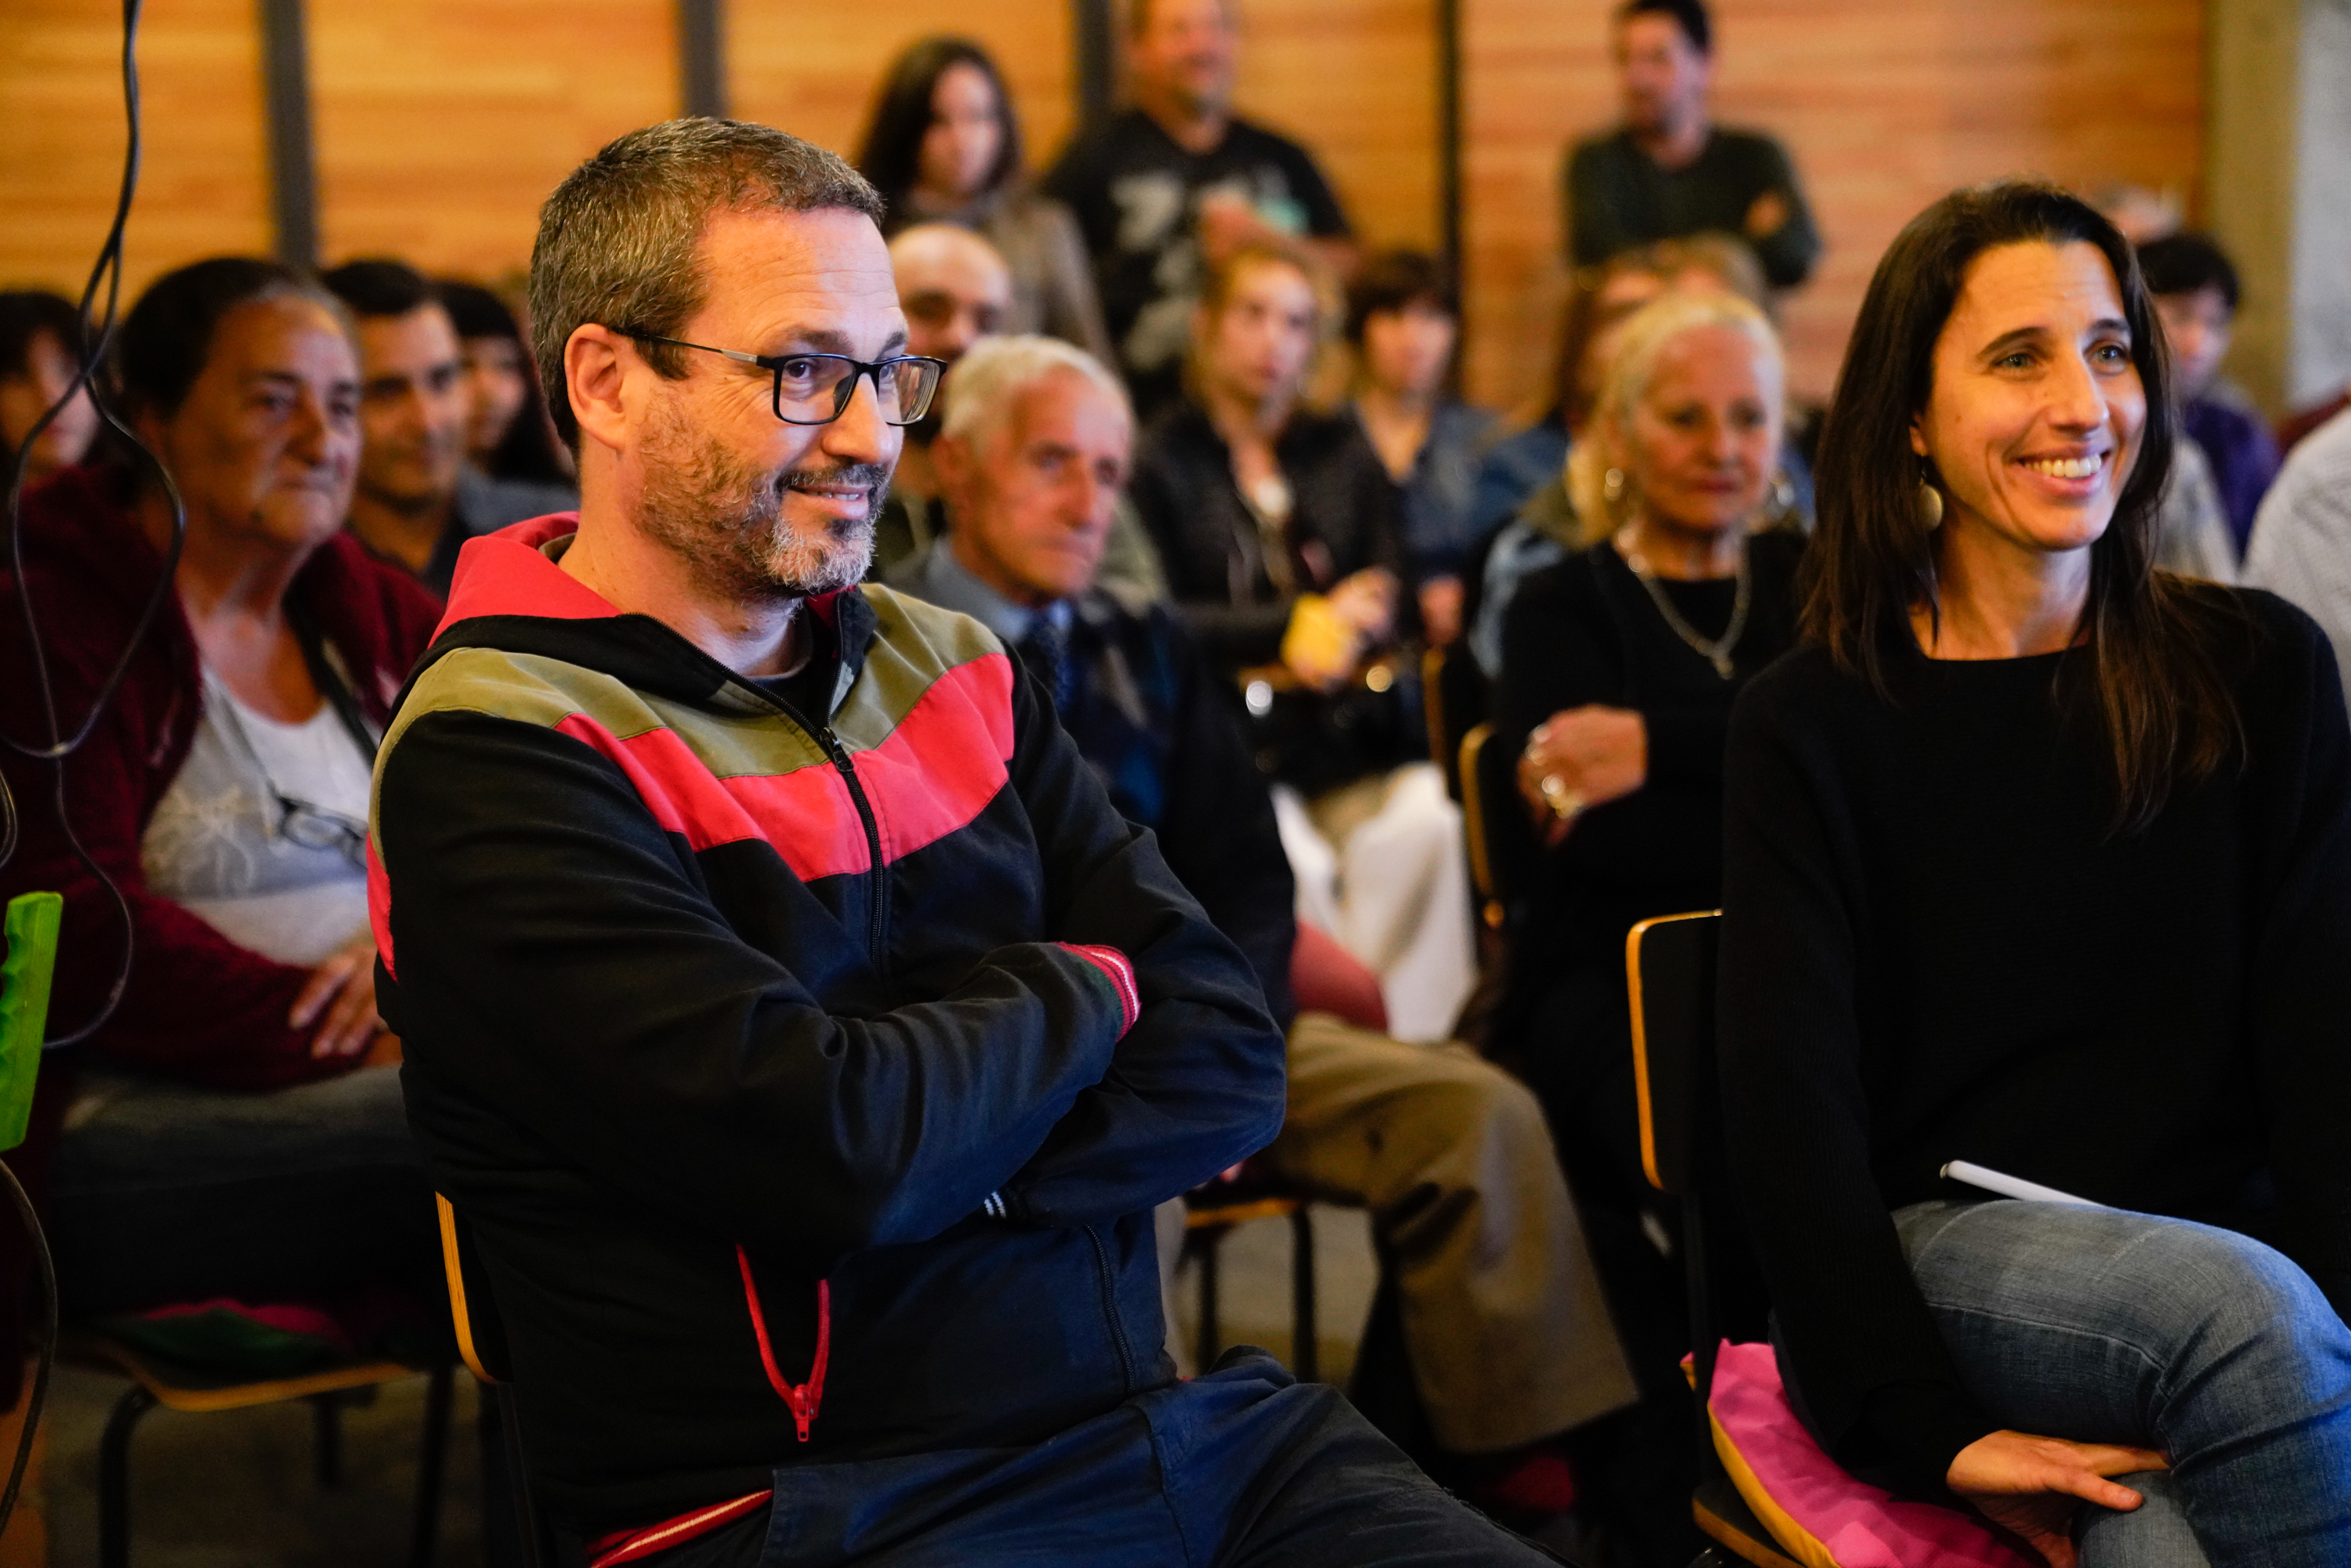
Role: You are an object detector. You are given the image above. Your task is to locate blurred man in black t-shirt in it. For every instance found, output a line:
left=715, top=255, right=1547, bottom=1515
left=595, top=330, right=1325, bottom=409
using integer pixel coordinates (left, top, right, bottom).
left=1563, top=0, right=1820, bottom=290
left=1044, top=0, right=1353, bottom=419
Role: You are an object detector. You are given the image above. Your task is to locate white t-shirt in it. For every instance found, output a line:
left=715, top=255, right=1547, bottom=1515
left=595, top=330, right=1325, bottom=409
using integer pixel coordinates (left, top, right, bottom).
left=139, top=668, right=375, bottom=968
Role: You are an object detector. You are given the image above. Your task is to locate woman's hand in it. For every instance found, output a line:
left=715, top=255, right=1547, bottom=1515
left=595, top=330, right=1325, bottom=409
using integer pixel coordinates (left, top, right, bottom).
left=292, top=932, right=387, bottom=1060
left=1516, top=705, right=1648, bottom=846
left=1947, top=1430, right=2168, bottom=1568
left=1327, top=567, right=1399, bottom=643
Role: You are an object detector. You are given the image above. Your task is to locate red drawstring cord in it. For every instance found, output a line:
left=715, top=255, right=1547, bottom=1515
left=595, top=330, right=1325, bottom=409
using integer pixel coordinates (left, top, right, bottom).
left=736, top=1246, right=829, bottom=1441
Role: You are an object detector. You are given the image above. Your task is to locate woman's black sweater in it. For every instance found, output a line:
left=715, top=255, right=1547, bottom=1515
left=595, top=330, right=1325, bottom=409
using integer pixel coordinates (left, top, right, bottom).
left=1490, top=531, right=1806, bottom=1105
left=1718, top=588, right=2351, bottom=1498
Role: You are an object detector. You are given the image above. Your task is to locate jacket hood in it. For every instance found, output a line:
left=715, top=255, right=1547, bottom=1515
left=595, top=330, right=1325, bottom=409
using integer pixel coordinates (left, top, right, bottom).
left=421, top=511, right=877, bottom=715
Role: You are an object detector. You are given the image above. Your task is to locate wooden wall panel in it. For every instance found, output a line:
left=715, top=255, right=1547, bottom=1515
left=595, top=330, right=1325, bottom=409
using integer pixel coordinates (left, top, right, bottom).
left=1460, top=0, right=2204, bottom=409
left=728, top=4, right=1074, bottom=179
left=0, top=0, right=272, bottom=299
left=307, top=0, right=678, bottom=280
left=1226, top=0, right=1440, bottom=255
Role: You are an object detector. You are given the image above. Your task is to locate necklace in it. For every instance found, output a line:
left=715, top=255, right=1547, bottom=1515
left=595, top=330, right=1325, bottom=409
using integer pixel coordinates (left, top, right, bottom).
left=1617, top=533, right=1751, bottom=680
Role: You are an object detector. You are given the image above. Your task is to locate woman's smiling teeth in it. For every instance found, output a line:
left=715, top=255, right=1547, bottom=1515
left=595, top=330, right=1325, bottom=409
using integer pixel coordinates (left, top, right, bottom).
left=2023, top=454, right=2103, bottom=480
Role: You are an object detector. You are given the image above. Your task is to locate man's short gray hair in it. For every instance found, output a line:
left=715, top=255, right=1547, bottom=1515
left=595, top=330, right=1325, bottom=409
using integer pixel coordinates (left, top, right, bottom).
left=940, top=335, right=1133, bottom=454
left=529, top=117, right=884, bottom=447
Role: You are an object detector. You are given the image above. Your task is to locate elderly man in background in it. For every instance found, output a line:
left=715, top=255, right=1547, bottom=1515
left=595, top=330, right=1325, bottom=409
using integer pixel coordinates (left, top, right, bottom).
left=371, top=117, right=1556, bottom=1566
left=1563, top=0, right=1820, bottom=290
left=896, top=332, right=1638, bottom=1539
left=321, top=259, right=574, bottom=599
left=879, top=222, right=1166, bottom=597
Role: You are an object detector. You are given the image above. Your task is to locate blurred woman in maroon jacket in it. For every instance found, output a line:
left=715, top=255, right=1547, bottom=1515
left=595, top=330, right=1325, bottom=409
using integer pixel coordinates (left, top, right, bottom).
left=0, top=259, right=442, bottom=1391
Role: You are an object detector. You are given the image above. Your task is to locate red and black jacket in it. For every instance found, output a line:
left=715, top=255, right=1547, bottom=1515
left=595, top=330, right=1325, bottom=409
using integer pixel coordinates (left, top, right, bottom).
left=368, top=516, right=1285, bottom=1534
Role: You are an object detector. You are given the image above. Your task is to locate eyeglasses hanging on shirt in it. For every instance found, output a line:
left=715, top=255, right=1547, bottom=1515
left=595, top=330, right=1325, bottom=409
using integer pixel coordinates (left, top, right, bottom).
left=205, top=596, right=383, bottom=871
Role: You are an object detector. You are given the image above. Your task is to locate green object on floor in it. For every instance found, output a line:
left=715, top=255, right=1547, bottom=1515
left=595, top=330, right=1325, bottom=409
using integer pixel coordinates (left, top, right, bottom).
left=0, top=891, right=62, bottom=1154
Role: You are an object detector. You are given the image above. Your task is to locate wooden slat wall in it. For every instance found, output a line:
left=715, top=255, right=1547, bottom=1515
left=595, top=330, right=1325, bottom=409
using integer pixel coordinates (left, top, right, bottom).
left=307, top=0, right=678, bottom=281
left=1225, top=0, right=1440, bottom=255
left=727, top=5, right=1075, bottom=179
left=1460, top=0, right=2205, bottom=408
left=0, top=0, right=273, bottom=299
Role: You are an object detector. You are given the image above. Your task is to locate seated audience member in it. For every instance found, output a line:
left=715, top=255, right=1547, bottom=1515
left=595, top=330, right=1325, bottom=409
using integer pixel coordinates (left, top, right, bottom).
left=857, top=36, right=1114, bottom=363
left=1469, top=235, right=1791, bottom=677
left=0, top=289, right=103, bottom=487
left=321, top=259, right=573, bottom=599
left=2244, top=405, right=2351, bottom=699
left=1346, top=250, right=1497, bottom=647
left=1722, top=181, right=2351, bottom=1563
left=437, top=278, right=576, bottom=487
left=880, top=223, right=1166, bottom=598
left=1128, top=241, right=1475, bottom=1041
left=895, top=333, right=1639, bottom=1523
left=1044, top=0, right=1353, bottom=421
left=875, top=221, right=1014, bottom=571
left=0, top=257, right=443, bottom=1356
left=2139, top=232, right=2280, bottom=558
left=1565, top=0, right=1820, bottom=290
left=2152, top=433, right=2237, bottom=582
left=1488, top=289, right=1803, bottom=1566
left=374, top=117, right=1559, bottom=1566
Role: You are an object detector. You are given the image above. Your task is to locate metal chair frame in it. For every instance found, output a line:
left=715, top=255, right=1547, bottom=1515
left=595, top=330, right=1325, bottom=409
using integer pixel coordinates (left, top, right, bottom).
left=1182, top=1195, right=1319, bottom=1382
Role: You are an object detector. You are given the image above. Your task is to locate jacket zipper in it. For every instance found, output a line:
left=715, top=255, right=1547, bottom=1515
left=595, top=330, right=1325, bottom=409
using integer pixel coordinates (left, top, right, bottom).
left=741, top=683, right=889, bottom=977
left=1083, top=1224, right=1140, bottom=1393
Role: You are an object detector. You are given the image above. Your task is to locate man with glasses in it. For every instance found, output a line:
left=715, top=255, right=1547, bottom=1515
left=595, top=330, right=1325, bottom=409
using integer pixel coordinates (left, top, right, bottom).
left=371, top=118, right=1537, bottom=1566
left=321, top=259, right=574, bottom=599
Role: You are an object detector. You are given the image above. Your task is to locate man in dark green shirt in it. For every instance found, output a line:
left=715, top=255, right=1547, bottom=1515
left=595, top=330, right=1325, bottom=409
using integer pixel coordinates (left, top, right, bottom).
left=1563, top=0, right=1821, bottom=289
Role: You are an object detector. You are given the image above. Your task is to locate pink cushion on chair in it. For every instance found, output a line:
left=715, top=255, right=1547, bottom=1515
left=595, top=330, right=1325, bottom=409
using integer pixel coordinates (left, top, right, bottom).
left=1289, top=921, right=1387, bottom=1033
left=1701, top=1341, right=2034, bottom=1568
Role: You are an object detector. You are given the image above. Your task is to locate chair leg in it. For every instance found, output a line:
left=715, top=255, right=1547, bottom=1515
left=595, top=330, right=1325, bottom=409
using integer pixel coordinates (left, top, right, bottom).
left=1288, top=1204, right=1317, bottom=1382
left=309, top=1392, right=345, bottom=1489
left=1194, top=1228, right=1223, bottom=1374
left=408, top=1361, right=456, bottom=1568
left=98, top=1384, right=155, bottom=1568
left=494, top=1383, right=548, bottom=1568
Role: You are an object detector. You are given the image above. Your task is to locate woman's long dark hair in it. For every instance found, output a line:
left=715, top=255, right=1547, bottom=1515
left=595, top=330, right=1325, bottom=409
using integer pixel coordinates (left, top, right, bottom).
left=437, top=279, right=571, bottom=486
left=855, top=37, right=1023, bottom=230
left=1806, top=179, right=2239, bottom=831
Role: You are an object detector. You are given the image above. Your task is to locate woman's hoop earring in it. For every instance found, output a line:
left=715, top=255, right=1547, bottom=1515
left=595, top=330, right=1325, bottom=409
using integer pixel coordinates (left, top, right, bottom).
left=1917, top=480, right=1944, bottom=532
left=1603, top=468, right=1625, bottom=504
left=1770, top=469, right=1795, bottom=516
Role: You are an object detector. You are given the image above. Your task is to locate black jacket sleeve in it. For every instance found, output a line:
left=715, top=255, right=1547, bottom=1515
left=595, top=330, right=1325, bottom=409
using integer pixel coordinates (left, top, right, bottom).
left=1127, top=442, right=1293, bottom=672
left=1745, top=136, right=1823, bottom=289
left=989, top=659, right=1290, bottom=1224
left=375, top=690, right=1271, bottom=1258
left=1714, top=673, right=1999, bottom=1496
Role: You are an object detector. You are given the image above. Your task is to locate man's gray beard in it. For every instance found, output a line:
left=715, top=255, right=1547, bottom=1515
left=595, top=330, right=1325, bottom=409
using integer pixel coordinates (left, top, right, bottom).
left=636, top=407, right=884, bottom=605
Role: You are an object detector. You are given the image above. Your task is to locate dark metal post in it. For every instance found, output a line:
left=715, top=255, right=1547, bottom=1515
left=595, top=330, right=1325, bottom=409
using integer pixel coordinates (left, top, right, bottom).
left=1436, top=0, right=1464, bottom=277
left=256, top=0, right=319, bottom=270
left=97, top=1384, right=155, bottom=1568
left=1289, top=1204, right=1318, bottom=1382
left=679, top=0, right=727, bottom=119
left=1073, top=0, right=1118, bottom=132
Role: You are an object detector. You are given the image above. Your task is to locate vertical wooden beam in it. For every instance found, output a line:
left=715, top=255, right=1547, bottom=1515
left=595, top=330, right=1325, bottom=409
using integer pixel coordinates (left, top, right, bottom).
left=1074, top=0, right=1118, bottom=132
left=256, top=0, right=319, bottom=270
left=679, top=0, right=728, bottom=119
left=1436, top=0, right=1462, bottom=279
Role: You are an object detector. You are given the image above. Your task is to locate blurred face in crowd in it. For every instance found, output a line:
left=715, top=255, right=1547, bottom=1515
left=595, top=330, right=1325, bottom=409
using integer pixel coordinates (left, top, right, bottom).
left=1614, top=12, right=1710, bottom=139
left=1360, top=300, right=1457, bottom=401
left=939, top=368, right=1132, bottom=607
left=1569, top=267, right=1669, bottom=426
left=354, top=303, right=468, bottom=512
left=593, top=205, right=905, bottom=603
left=141, top=295, right=360, bottom=557
left=2150, top=284, right=2232, bottom=403
left=1609, top=322, right=1780, bottom=538
left=459, top=332, right=531, bottom=460
left=0, top=329, right=101, bottom=483
left=891, top=224, right=1013, bottom=366
left=1130, top=0, right=1238, bottom=119
left=1201, top=257, right=1320, bottom=415
left=1909, top=240, right=2146, bottom=565
left=919, top=63, right=1005, bottom=202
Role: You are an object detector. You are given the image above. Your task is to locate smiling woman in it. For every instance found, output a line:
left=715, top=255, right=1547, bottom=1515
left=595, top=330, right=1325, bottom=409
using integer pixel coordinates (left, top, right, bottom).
left=1715, top=180, right=2351, bottom=1566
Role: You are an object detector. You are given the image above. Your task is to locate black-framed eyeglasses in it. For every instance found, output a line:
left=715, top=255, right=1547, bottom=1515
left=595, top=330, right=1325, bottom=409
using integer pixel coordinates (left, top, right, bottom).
left=275, top=795, right=371, bottom=869
left=621, top=332, right=947, bottom=426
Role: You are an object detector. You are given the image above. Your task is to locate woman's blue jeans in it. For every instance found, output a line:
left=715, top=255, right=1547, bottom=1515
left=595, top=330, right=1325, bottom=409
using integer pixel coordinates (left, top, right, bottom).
left=1889, top=1198, right=2351, bottom=1567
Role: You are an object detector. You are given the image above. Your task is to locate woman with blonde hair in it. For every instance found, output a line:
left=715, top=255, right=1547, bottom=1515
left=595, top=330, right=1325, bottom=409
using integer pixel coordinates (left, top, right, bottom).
left=1487, top=287, right=1806, bottom=1564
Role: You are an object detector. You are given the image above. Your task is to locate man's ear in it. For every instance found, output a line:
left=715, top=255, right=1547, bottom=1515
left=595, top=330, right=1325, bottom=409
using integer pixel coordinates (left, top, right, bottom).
left=566, top=324, right=635, bottom=456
